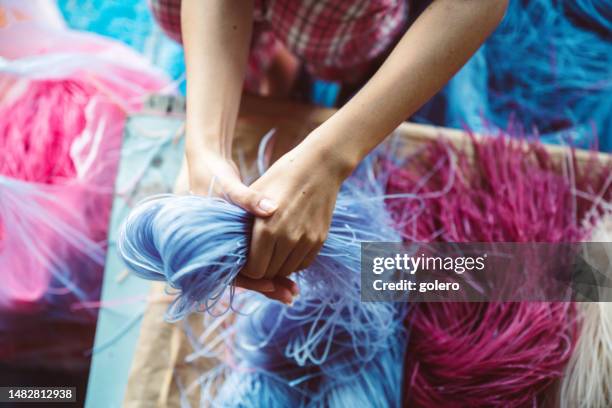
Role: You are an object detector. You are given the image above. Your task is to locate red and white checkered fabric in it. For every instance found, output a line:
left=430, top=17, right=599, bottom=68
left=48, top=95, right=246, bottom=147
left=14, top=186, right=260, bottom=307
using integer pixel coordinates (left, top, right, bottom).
left=150, top=0, right=407, bottom=84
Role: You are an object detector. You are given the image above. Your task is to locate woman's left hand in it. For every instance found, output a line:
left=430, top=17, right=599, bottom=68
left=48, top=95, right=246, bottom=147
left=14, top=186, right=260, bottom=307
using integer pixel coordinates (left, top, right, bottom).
left=240, top=134, right=354, bottom=297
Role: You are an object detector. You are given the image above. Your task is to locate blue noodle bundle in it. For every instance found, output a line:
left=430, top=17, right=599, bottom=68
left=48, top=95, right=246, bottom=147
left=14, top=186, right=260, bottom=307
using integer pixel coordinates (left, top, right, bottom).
left=118, top=157, right=409, bottom=406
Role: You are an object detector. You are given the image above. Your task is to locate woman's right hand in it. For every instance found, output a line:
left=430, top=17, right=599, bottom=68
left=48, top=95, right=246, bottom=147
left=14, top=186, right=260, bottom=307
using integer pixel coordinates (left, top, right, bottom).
left=187, top=149, right=299, bottom=305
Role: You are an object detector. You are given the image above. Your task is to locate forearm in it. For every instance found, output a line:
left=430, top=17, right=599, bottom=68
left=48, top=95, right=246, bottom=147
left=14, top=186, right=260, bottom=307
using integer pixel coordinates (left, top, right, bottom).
left=181, top=0, right=254, bottom=159
left=304, top=0, right=508, bottom=174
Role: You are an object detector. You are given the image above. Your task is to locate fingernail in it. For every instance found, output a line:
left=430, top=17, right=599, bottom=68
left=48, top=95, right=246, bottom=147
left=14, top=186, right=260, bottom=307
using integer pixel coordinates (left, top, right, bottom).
left=290, top=283, right=300, bottom=296
left=258, top=198, right=278, bottom=213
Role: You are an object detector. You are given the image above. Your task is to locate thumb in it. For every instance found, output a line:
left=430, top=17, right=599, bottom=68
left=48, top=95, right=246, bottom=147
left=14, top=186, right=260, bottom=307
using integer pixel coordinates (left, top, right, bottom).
left=227, top=182, right=278, bottom=217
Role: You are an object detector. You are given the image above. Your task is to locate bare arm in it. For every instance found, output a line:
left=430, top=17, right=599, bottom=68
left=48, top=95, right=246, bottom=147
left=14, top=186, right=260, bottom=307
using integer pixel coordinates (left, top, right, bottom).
left=304, top=0, right=509, bottom=171
left=182, top=0, right=278, bottom=216
left=182, top=0, right=252, bottom=158
left=182, top=0, right=297, bottom=302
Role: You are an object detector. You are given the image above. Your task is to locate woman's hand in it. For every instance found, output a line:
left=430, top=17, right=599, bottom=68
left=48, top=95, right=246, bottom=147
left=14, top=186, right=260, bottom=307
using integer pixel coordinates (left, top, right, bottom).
left=241, top=135, right=355, bottom=290
left=187, top=148, right=301, bottom=303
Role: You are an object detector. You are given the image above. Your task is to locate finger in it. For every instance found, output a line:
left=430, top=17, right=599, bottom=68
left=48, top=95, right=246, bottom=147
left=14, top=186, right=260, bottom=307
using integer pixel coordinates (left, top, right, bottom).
left=242, top=222, right=275, bottom=279
left=235, top=276, right=293, bottom=304
left=234, top=275, right=275, bottom=292
left=260, top=277, right=298, bottom=304
left=227, top=182, right=277, bottom=217
left=278, top=239, right=311, bottom=278
left=263, top=237, right=293, bottom=280
left=274, top=276, right=300, bottom=297
left=261, top=285, right=294, bottom=304
left=298, top=243, right=323, bottom=271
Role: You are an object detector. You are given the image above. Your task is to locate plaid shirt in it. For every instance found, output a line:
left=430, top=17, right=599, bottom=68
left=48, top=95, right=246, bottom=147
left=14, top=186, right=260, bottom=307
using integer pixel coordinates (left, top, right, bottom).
left=150, top=0, right=408, bottom=87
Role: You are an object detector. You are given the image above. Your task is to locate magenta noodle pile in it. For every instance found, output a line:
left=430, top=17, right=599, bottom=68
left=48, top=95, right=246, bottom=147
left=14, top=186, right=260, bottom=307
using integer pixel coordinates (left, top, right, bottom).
left=386, top=133, right=611, bottom=407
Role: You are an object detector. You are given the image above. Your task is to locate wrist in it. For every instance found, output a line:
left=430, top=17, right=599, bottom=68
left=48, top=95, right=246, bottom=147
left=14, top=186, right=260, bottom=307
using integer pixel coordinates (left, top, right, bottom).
left=302, top=128, right=361, bottom=180
left=186, top=146, right=230, bottom=183
left=186, top=132, right=231, bottom=160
